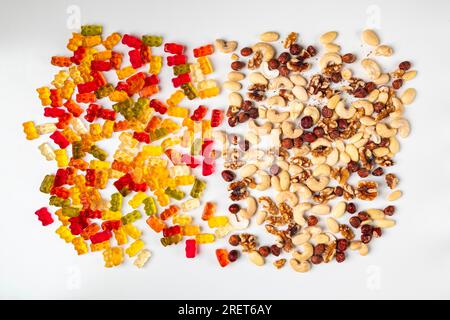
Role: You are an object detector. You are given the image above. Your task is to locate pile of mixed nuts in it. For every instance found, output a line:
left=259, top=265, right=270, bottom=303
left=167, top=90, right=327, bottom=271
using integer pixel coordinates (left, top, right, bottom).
left=213, top=30, right=417, bottom=272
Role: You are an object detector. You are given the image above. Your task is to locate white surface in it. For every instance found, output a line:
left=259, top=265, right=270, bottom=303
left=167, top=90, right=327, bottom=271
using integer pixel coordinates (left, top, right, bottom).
left=1, top=0, right=449, bottom=300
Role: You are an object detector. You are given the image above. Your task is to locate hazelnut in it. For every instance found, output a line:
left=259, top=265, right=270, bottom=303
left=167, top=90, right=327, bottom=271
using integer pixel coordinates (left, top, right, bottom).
left=357, top=168, right=370, bottom=178
left=311, top=255, right=323, bottom=264
left=221, top=170, right=235, bottom=182
left=335, top=252, right=346, bottom=263
left=321, top=106, right=333, bottom=118
left=300, top=116, right=313, bottom=129
left=231, top=61, right=245, bottom=71
left=346, top=202, right=357, bottom=214
left=281, top=138, right=294, bottom=149
left=270, top=245, right=281, bottom=256
left=293, top=136, right=303, bottom=148
left=307, top=215, right=318, bottom=226
left=349, top=216, right=361, bottom=228
left=383, top=205, right=396, bottom=216
left=313, top=127, right=325, bottom=138
left=337, top=239, right=348, bottom=251
left=342, top=53, right=356, bottom=63
left=314, top=244, right=326, bottom=255
left=240, top=47, right=253, bottom=56
left=270, top=165, right=281, bottom=176
left=278, top=65, right=290, bottom=76
left=238, top=139, right=250, bottom=151
left=306, top=45, right=317, bottom=57
left=289, top=43, right=302, bottom=55
left=228, top=116, right=238, bottom=127
left=237, top=112, right=249, bottom=123
left=228, top=234, right=241, bottom=246
left=228, top=250, right=239, bottom=262
left=228, top=204, right=240, bottom=214
left=302, top=132, right=317, bottom=143
left=399, top=61, right=411, bottom=71
left=353, top=87, right=368, bottom=98
left=268, top=58, right=280, bottom=70
left=258, top=246, right=271, bottom=257
left=277, top=52, right=291, bottom=64
left=392, top=79, right=403, bottom=89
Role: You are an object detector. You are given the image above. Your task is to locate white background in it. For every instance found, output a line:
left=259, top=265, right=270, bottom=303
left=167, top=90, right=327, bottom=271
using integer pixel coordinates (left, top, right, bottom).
left=1, top=0, right=449, bottom=299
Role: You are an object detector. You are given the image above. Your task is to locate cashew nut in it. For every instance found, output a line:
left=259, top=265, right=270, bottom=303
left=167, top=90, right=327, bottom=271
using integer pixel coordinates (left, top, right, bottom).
left=335, top=101, right=356, bottom=119
left=348, top=132, right=363, bottom=144
left=255, top=155, right=274, bottom=169
left=352, top=100, right=374, bottom=115
left=268, top=76, right=294, bottom=90
left=266, top=96, right=286, bottom=107
left=256, top=210, right=267, bottom=225
left=249, top=72, right=268, bottom=85
left=258, top=106, right=268, bottom=119
left=281, top=121, right=302, bottom=138
left=374, top=73, right=390, bottom=85
left=252, top=42, right=276, bottom=61
left=327, top=94, right=340, bottom=109
left=288, top=164, right=302, bottom=176
left=345, top=144, right=359, bottom=162
left=376, top=123, right=397, bottom=138
left=214, top=39, right=237, bottom=53
left=313, top=164, right=331, bottom=177
left=305, top=176, right=329, bottom=192
left=267, top=108, right=289, bottom=122
left=248, top=119, right=272, bottom=135
left=290, top=259, right=310, bottom=273
left=290, top=259, right=310, bottom=272
left=291, top=183, right=312, bottom=201
left=271, top=176, right=282, bottom=192
left=293, top=203, right=311, bottom=225
left=312, top=156, right=326, bottom=166
left=390, top=118, right=410, bottom=138
left=319, top=52, right=342, bottom=70
left=293, top=243, right=314, bottom=261
left=260, top=61, right=279, bottom=79
left=288, top=100, right=304, bottom=120
left=275, top=191, right=298, bottom=206
left=244, top=132, right=260, bottom=145
left=311, top=137, right=332, bottom=150
left=229, top=213, right=250, bottom=229
left=269, top=133, right=280, bottom=149
left=326, top=148, right=339, bottom=166
left=303, top=106, right=320, bottom=123
left=253, top=170, right=271, bottom=191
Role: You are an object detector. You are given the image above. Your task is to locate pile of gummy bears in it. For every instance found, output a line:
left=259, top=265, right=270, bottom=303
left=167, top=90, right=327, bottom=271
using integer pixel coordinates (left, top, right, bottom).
left=23, top=25, right=227, bottom=268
